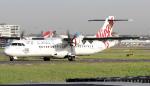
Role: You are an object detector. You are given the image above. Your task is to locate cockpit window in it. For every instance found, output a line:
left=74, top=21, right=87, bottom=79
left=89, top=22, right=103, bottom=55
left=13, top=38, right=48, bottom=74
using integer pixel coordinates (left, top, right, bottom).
left=11, top=43, right=25, bottom=46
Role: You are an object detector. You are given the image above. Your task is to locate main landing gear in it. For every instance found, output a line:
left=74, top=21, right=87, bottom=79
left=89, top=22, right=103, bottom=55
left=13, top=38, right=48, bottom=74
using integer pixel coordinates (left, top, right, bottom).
left=67, top=56, right=75, bottom=61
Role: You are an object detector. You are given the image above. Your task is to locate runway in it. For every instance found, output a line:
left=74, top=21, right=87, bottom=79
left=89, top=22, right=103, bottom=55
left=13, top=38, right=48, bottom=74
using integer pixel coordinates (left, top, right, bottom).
left=0, top=58, right=150, bottom=64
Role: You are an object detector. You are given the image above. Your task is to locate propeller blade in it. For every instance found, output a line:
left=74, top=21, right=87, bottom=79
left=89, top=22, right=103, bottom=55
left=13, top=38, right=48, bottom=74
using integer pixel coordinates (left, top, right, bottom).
left=66, top=30, right=76, bottom=55
left=20, top=30, right=25, bottom=39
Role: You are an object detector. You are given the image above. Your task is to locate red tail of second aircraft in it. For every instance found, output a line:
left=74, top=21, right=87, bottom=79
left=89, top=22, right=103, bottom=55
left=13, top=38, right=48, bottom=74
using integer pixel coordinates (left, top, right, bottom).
left=42, top=30, right=54, bottom=38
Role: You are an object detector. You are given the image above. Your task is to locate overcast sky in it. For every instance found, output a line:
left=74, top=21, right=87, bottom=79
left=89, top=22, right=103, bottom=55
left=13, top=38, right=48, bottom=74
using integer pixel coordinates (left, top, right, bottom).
left=0, top=0, right=150, bottom=35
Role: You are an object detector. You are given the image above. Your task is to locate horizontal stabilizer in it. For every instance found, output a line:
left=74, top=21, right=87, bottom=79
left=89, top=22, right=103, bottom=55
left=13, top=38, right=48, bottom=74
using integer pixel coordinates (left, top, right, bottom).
left=83, top=36, right=140, bottom=41
left=88, top=19, right=131, bottom=21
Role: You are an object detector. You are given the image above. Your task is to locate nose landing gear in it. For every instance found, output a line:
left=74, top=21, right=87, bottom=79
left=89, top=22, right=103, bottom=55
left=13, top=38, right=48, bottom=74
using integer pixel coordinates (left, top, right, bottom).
left=9, top=57, right=14, bottom=61
left=9, top=56, right=18, bottom=61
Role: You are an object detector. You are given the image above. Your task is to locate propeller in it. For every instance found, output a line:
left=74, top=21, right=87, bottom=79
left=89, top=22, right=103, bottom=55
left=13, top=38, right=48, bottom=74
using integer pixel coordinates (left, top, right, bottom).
left=20, top=30, right=25, bottom=39
left=67, top=30, right=76, bottom=56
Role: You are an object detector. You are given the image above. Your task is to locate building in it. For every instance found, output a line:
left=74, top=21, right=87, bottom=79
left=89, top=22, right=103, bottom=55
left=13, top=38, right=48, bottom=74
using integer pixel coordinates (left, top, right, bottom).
left=0, top=24, right=20, bottom=37
left=0, top=24, right=20, bottom=48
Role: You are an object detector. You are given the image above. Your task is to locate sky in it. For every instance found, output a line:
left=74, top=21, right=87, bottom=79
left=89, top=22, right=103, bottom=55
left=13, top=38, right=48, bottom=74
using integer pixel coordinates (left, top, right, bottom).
left=0, top=0, right=150, bottom=35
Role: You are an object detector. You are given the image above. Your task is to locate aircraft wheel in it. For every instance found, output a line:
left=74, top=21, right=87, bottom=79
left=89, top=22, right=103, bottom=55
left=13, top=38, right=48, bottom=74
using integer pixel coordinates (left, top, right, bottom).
left=43, top=57, right=50, bottom=61
left=9, top=57, right=14, bottom=61
left=68, top=56, right=75, bottom=61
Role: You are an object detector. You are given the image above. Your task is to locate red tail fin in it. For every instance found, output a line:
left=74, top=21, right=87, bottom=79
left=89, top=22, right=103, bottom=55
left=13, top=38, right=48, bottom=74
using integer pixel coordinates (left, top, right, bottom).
left=42, top=30, right=54, bottom=38
left=96, top=16, right=114, bottom=38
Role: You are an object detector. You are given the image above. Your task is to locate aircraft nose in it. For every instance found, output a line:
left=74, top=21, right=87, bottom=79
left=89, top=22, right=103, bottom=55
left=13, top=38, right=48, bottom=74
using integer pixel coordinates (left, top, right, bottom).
left=4, top=48, right=11, bottom=56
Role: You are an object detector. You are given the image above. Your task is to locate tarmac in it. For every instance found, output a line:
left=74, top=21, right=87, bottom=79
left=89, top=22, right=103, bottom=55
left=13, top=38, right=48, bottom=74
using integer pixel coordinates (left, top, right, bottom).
left=1, top=82, right=150, bottom=86
left=0, top=58, right=149, bottom=64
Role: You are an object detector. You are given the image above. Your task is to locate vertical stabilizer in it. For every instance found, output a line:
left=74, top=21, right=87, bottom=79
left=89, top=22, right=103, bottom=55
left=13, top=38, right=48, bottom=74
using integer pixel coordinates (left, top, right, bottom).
left=42, top=30, right=54, bottom=38
left=96, top=16, right=114, bottom=38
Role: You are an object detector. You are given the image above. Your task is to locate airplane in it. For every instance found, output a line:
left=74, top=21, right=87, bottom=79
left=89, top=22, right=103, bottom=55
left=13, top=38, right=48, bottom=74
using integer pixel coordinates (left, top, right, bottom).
left=17, top=29, right=55, bottom=40
left=4, top=16, right=139, bottom=61
left=42, top=29, right=55, bottom=38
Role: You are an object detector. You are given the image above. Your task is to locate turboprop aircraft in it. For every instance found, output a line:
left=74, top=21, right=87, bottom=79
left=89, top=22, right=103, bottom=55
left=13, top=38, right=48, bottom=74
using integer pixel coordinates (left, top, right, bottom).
left=4, top=16, right=139, bottom=61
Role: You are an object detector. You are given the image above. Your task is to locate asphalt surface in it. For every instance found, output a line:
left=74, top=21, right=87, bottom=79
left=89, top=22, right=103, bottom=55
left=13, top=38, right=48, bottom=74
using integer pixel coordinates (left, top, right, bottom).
left=1, top=82, right=150, bottom=86
left=0, top=58, right=149, bottom=64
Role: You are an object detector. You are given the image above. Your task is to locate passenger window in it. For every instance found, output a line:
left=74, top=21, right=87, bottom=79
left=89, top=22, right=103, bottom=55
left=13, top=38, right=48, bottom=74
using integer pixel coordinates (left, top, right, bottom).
left=18, top=43, right=22, bottom=46
left=11, top=43, right=17, bottom=46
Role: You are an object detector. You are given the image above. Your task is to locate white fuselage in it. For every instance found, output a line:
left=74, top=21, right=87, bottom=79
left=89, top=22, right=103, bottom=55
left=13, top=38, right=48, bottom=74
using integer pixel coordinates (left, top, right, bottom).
left=4, top=38, right=118, bottom=58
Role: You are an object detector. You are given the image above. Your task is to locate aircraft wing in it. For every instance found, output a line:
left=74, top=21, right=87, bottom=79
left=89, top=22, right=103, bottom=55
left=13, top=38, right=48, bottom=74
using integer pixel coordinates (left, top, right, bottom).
left=83, top=36, right=140, bottom=41
left=63, top=36, right=140, bottom=41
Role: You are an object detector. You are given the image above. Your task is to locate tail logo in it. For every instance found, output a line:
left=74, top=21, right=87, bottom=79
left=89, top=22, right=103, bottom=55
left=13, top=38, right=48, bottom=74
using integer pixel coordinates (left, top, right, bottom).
left=96, top=17, right=114, bottom=38
left=96, top=22, right=113, bottom=38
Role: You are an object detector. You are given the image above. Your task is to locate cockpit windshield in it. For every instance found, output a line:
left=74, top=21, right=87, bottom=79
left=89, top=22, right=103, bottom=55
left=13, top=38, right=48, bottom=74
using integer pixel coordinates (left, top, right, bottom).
left=11, top=43, right=25, bottom=46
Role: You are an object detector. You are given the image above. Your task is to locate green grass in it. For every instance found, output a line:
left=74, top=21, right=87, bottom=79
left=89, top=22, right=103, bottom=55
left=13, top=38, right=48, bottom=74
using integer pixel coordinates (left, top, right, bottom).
left=80, top=48, right=150, bottom=59
left=0, top=48, right=150, bottom=83
left=0, top=62, right=150, bottom=83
